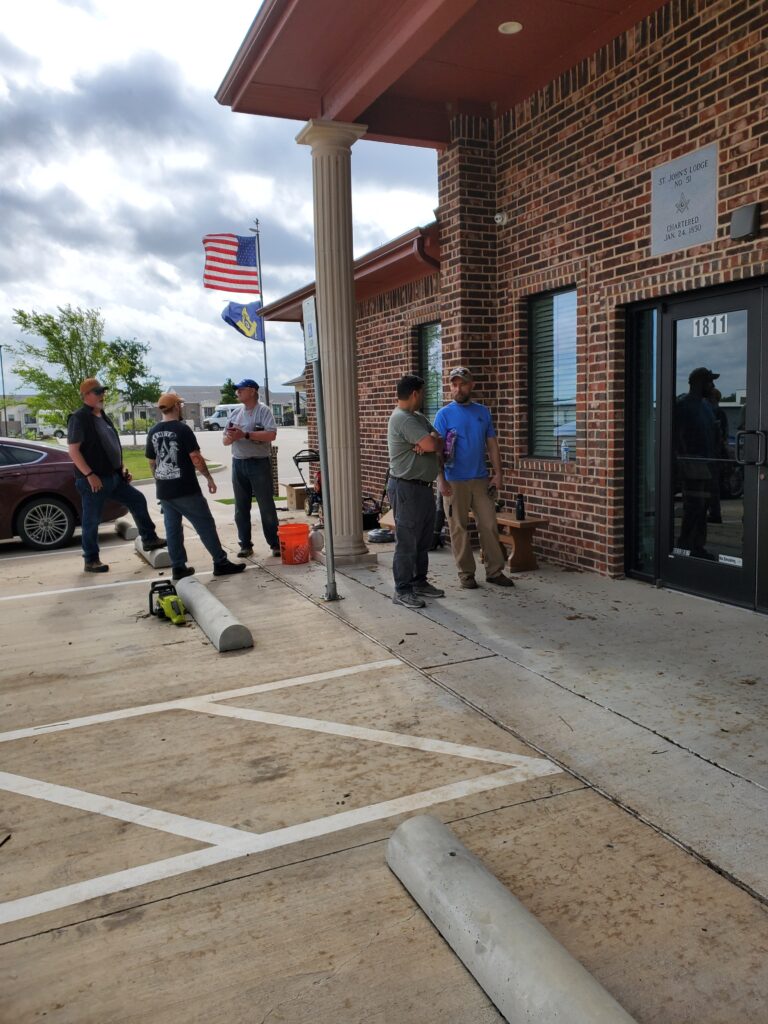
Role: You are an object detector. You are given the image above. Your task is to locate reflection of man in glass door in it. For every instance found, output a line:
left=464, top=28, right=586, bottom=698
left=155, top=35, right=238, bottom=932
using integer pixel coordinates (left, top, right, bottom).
left=674, top=366, right=719, bottom=558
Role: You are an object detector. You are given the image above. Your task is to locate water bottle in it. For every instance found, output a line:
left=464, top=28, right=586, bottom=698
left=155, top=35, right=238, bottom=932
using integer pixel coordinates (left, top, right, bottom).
left=560, top=439, right=570, bottom=463
left=515, top=494, right=526, bottom=521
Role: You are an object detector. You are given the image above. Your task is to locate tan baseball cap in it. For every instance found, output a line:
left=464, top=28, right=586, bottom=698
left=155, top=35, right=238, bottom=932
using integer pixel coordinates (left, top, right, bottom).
left=157, top=393, right=184, bottom=411
left=79, top=377, right=108, bottom=395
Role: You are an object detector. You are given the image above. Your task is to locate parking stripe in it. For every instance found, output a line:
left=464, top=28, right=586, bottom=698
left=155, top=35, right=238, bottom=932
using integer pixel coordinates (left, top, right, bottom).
left=0, top=766, right=559, bottom=926
left=0, top=660, right=403, bottom=744
left=180, top=699, right=553, bottom=768
left=0, top=771, right=250, bottom=846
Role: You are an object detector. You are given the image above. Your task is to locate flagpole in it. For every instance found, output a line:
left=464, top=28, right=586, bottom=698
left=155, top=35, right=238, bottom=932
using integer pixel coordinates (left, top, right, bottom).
left=250, top=219, right=270, bottom=405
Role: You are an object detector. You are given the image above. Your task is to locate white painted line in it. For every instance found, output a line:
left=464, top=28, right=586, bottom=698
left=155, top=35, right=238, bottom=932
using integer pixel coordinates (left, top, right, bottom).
left=0, top=766, right=559, bottom=925
left=0, top=570, right=216, bottom=603
left=179, top=699, right=552, bottom=769
left=0, top=660, right=402, bottom=744
left=0, top=772, right=250, bottom=846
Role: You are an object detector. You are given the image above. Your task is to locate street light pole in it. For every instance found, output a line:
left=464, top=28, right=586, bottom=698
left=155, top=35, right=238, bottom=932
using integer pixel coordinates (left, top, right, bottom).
left=0, top=345, right=8, bottom=437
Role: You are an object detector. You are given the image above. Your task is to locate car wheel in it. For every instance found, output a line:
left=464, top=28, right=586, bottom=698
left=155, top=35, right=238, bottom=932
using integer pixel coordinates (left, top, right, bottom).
left=54, top=429, right=65, bottom=439
left=209, top=423, right=221, bottom=431
left=17, top=497, right=76, bottom=549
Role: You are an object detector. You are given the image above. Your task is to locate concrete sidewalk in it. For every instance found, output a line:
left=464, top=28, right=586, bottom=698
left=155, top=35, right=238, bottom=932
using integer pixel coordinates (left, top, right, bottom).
left=1, top=516, right=768, bottom=1022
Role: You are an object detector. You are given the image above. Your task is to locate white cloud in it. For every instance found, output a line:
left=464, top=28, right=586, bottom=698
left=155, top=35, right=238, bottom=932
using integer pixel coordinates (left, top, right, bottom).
left=1, top=1, right=438, bottom=396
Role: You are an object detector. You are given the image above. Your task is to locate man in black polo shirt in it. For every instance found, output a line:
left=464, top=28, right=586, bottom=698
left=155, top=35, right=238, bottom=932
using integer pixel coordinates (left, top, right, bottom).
left=146, top=393, right=244, bottom=581
left=67, top=377, right=165, bottom=573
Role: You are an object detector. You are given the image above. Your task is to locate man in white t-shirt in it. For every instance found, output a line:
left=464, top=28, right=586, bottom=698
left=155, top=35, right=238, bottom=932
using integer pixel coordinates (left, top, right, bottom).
left=223, top=378, right=280, bottom=557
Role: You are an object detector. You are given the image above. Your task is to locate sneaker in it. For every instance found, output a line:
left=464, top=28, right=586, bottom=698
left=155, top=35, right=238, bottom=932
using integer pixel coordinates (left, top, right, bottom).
left=392, top=590, right=426, bottom=610
left=84, top=560, right=109, bottom=573
left=487, top=573, right=515, bottom=587
left=172, top=565, right=195, bottom=581
left=413, top=582, right=445, bottom=598
left=237, top=546, right=254, bottom=558
left=459, top=577, right=478, bottom=590
left=213, top=559, right=247, bottom=577
left=143, top=537, right=167, bottom=551
left=271, top=548, right=282, bottom=557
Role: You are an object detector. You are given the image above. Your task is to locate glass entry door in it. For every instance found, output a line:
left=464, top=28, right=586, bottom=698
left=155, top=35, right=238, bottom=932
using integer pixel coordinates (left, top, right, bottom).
left=658, top=289, right=763, bottom=606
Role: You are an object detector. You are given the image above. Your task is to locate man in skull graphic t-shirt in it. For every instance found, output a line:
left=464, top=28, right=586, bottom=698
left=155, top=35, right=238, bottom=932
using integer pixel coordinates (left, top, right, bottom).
left=145, top=394, right=244, bottom=581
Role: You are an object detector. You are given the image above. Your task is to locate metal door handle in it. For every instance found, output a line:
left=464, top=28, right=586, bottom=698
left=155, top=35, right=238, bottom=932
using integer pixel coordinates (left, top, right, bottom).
left=735, top=430, right=767, bottom=466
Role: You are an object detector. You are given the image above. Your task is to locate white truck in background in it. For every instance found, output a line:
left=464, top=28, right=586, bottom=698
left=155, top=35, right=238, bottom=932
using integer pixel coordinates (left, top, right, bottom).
left=202, top=404, right=242, bottom=430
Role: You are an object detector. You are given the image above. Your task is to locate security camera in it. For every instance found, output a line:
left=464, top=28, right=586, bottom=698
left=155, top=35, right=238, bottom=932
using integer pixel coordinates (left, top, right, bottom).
left=494, top=211, right=508, bottom=226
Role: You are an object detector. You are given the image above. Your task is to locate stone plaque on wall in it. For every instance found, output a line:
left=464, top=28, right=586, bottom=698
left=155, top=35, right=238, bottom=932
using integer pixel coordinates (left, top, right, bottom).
left=651, top=143, right=718, bottom=256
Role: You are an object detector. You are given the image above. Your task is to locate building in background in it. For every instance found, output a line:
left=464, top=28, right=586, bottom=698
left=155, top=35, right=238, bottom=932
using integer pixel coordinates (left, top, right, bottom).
left=235, top=0, right=768, bottom=612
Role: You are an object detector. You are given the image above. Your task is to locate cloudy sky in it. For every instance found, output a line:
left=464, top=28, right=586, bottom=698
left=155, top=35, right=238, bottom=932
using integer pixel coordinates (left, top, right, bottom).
left=1, top=0, right=438, bottom=396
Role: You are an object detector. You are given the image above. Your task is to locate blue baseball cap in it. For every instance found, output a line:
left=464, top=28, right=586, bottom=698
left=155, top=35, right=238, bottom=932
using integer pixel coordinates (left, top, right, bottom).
left=235, top=378, right=259, bottom=389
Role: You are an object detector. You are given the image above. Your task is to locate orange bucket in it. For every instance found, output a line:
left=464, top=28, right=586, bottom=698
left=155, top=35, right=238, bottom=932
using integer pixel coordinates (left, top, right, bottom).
left=278, top=523, right=310, bottom=565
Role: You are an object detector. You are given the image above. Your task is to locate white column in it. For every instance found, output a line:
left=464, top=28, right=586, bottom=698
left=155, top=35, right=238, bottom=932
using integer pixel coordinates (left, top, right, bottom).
left=297, top=119, right=374, bottom=563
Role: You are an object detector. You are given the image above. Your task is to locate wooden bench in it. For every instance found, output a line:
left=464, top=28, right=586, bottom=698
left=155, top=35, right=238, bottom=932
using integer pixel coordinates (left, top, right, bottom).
left=495, top=513, right=549, bottom=572
left=470, top=511, right=549, bottom=572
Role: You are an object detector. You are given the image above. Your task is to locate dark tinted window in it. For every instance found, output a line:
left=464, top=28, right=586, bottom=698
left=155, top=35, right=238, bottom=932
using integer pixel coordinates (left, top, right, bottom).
left=7, top=446, right=46, bottom=465
left=0, top=448, right=15, bottom=466
left=418, top=322, right=442, bottom=422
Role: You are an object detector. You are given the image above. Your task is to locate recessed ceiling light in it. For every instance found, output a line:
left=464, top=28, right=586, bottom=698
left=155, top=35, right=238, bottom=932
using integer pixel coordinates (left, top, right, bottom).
left=498, top=21, right=523, bottom=35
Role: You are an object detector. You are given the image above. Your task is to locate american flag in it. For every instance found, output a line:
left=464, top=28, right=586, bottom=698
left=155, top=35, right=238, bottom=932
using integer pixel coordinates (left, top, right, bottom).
left=202, top=233, right=261, bottom=293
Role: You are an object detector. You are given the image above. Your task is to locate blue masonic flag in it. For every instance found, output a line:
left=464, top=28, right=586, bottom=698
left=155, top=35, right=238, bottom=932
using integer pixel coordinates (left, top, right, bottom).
left=222, top=301, right=265, bottom=342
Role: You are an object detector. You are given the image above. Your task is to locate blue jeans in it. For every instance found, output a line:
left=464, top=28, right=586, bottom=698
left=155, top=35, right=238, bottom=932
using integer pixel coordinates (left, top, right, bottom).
left=232, top=457, right=279, bottom=550
left=387, top=477, right=435, bottom=593
left=76, top=473, right=159, bottom=562
left=160, top=492, right=227, bottom=570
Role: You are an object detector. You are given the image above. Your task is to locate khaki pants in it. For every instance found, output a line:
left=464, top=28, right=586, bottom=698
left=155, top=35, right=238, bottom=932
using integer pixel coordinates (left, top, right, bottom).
left=443, top=478, right=506, bottom=581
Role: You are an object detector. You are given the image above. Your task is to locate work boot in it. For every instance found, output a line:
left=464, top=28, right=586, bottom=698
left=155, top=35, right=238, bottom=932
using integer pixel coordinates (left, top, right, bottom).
left=172, top=565, right=195, bottom=581
left=459, top=577, right=478, bottom=590
left=237, top=546, right=254, bottom=558
left=143, top=536, right=167, bottom=551
left=84, top=560, right=109, bottom=573
left=413, top=582, right=445, bottom=598
left=213, top=559, right=247, bottom=577
left=392, top=590, right=426, bottom=610
left=487, top=573, right=515, bottom=587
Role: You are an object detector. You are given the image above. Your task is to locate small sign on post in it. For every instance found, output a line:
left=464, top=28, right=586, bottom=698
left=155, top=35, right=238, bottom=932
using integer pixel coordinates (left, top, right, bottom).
left=651, top=143, right=718, bottom=256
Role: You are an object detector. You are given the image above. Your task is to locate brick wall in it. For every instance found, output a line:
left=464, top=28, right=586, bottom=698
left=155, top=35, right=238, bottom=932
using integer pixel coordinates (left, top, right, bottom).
left=442, top=0, right=767, bottom=575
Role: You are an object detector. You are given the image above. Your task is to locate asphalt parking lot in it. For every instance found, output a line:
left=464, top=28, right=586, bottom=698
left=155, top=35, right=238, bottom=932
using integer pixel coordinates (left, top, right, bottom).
left=2, top=497, right=768, bottom=1022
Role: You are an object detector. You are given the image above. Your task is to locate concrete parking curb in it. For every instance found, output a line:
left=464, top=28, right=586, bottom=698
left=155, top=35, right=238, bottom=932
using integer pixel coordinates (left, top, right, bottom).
left=386, top=815, right=637, bottom=1024
left=134, top=537, right=172, bottom=568
left=115, top=518, right=138, bottom=540
left=175, top=575, right=253, bottom=652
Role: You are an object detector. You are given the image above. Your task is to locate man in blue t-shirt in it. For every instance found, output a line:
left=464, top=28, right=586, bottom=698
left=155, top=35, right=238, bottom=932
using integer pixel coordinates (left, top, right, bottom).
left=434, top=367, right=514, bottom=590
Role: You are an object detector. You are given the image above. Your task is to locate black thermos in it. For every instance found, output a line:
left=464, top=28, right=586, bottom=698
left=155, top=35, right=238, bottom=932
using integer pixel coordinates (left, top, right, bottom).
left=515, top=493, right=526, bottom=521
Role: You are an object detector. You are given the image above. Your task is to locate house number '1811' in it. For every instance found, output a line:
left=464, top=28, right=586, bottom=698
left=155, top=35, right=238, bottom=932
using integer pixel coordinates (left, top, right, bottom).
left=692, top=314, right=728, bottom=338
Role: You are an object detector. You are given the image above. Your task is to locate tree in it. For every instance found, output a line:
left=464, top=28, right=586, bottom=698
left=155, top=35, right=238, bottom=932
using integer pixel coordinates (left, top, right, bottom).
left=108, top=338, right=161, bottom=446
left=221, top=377, right=238, bottom=403
left=11, top=306, right=112, bottom=425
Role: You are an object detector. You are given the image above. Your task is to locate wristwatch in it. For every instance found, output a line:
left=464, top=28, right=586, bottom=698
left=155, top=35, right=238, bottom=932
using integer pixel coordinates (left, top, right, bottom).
left=245, top=431, right=250, bottom=440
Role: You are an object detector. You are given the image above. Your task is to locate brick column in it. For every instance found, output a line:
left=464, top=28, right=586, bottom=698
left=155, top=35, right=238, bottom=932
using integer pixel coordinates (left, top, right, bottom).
left=296, top=119, right=374, bottom=563
left=437, top=115, right=498, bottom=404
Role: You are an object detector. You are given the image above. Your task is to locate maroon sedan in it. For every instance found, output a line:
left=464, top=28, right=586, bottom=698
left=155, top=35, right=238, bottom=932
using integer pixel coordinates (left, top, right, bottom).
left=0, top=438, right=127, bottom=550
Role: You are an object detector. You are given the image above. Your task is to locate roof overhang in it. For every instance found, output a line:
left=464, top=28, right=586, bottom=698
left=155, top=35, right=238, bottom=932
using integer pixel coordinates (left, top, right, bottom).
left=261, top=222, right=440, bottom=322
left=218, top=0, right=668, bottom=147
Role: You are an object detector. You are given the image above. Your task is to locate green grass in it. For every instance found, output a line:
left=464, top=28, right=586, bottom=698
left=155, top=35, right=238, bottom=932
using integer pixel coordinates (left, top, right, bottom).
left=122, top=448, right=154, bottom=480
left=122, top=447, right=221, bottom=482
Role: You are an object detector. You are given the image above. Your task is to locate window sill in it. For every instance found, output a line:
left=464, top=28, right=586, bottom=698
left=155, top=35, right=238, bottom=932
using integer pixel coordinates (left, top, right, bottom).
left=518, top=457, right=578, bottom=472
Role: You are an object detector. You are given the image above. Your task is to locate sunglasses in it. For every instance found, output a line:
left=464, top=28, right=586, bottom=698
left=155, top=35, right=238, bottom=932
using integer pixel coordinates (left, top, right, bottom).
left=90, top=387, right=107, bottom=396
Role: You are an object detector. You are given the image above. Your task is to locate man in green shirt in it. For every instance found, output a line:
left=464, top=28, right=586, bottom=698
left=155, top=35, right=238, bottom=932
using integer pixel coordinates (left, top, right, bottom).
left=386, top=374, right=444, bottom=609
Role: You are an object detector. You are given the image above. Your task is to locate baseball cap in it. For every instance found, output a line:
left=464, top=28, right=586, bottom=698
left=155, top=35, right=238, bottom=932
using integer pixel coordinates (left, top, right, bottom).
left=448, top=366, right=473, bottom=382
left=157, top=393, right=184, bottom=411
left=688, top=367, right=720, bottom=384
left=79, top=377, right=108, bottom=396
left=235, top=378, right=259, bottom=389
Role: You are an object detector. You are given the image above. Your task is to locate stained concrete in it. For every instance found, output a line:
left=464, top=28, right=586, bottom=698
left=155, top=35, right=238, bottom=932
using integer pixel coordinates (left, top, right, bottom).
left=2, top=520, right=768, bottom=1022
